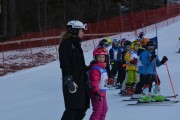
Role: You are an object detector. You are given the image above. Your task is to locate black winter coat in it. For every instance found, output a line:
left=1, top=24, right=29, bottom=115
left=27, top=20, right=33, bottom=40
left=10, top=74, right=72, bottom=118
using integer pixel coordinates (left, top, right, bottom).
left=59, top=37, right=90, bottom=110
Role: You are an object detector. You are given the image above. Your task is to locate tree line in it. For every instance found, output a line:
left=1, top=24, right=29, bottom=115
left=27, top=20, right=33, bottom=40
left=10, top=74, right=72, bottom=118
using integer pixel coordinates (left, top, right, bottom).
left=0, top=0, right=167, bottom=40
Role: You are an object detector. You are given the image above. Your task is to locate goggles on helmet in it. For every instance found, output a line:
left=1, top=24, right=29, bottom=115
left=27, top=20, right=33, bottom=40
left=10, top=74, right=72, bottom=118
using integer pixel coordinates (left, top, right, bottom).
left=67, top=20, right=87, bottom=30
left=93, top=47, right=108, bottom=57
left=97, top=47, right=107, bottom=53
left=72, top=23, right=87, bottom=30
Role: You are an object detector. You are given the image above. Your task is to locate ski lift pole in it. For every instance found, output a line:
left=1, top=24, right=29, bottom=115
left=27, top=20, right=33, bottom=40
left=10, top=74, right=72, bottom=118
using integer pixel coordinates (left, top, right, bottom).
left=178, top=37, right=180, bottom=53
left=176, top=37, right=180, bottom=50
left=154, top=59, right=159, bottom=86
left=165, top=62, right=176, bottom=98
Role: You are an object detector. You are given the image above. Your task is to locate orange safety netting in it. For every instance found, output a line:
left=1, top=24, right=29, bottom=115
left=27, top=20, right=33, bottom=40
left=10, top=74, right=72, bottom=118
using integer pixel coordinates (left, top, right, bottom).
left=1, top=4, right=180, bottom=76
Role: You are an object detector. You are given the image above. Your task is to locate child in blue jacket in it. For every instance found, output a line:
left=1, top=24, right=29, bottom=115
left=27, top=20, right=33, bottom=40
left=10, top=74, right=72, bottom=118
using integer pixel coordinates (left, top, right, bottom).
left=138, top=41, right=168, bottom=102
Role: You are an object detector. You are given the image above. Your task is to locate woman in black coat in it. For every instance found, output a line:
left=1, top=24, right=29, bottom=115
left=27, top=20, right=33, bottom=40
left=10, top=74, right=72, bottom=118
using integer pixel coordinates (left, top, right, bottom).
left=59, top=20, right=90, bottom=120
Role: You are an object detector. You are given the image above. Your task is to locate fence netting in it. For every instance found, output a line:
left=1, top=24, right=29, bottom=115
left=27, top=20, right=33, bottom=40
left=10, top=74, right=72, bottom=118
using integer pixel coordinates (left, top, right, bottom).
left=1, top=4, right=180, bottom=76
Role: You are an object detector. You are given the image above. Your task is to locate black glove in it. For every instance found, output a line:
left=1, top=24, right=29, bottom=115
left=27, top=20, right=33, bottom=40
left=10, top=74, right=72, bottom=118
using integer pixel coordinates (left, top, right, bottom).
left=150, top=54, right=157, bottom=61
left=161, top=56, right=168, bottom=64
left=85, top=65, right=90, bottom=72
left=64, top=75, right=78, bottom=93
left=94, top=92, right=102, bottom=101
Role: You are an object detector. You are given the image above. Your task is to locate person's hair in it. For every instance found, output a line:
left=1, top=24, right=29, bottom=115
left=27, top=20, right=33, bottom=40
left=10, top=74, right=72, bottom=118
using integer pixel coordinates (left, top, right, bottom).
left=59, top=31, right=72, bottom=45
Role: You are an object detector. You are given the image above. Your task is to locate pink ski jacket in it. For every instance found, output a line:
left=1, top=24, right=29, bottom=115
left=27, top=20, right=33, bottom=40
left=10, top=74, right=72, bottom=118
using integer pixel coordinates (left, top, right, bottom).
left=89, top=61, right=108, bottom=97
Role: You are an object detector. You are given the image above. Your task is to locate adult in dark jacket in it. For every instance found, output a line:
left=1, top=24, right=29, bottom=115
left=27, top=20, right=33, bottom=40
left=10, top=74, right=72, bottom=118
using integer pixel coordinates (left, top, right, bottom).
left=59, top=20, right=90, bottom=120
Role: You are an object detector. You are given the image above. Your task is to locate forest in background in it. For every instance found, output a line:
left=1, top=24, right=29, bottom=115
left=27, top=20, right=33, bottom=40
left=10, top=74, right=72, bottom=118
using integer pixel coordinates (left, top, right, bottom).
left=0, top=0, right=168, bottom=40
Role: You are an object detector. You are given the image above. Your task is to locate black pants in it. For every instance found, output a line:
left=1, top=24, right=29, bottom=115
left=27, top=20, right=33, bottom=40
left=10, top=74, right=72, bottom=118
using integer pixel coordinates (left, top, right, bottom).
left=135, top=74, right=144, bottom=94
left=110, top=61, right=118, bottom=78
left=135, top=74, right=161, bottom=94
left=61, top=109, right=87, bottom=120
left=117, top=62, right=126, bottom=84
left=106, top=62, right=111, bottom=78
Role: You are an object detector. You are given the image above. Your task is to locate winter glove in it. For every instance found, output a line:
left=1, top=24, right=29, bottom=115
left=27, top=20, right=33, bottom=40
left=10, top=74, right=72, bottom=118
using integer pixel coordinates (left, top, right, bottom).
left=122, top=64, right=126, bottom=68
left=161, top=56, right=168, bottom=64
left=110, top=61, right=115, bottom=66
left=150, top=54, right=157, bottom=61
left=94, top=92, right=102, bottom=101
left=64, top=75, right=78, bottom=94
left=130, top=58, right=138, bottom=64
left=85, top=65, right=90, bottom=72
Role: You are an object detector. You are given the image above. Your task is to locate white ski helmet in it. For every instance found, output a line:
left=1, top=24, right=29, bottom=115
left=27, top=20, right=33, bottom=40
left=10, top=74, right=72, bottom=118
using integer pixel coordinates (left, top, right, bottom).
left=66, top=20, right=87, bottom=35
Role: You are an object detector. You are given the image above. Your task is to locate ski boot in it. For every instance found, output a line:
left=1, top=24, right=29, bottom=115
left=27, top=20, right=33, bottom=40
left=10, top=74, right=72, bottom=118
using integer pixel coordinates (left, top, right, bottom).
left=148, top=92, right=154, bottom=97
left=138, top=87, right=152, bottom=103
left=152, top=95, right=166, bottom=102
left=107, top=78, right=115, bottom=87
left=119, top=90, right=125, bottom=95
left=138, top=95, right=152, bottom=103
left=116, top=82, right=121, bottom=89
left=125, top=84, right=134, bottom=95
left=126, top=88, right=134, bottom=95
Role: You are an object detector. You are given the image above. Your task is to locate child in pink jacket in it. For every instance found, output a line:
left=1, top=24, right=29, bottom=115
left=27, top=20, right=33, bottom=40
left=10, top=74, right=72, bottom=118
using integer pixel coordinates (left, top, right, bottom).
left=89, top=46, right=108, bottom=120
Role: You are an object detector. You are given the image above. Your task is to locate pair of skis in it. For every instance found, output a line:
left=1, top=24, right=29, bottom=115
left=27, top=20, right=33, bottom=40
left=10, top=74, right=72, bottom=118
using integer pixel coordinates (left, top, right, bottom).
left=128, top=99, right=179, bottom=106
left=123, top=94, right=179, bottom=106
left=122, top=94, right=178, bottom=101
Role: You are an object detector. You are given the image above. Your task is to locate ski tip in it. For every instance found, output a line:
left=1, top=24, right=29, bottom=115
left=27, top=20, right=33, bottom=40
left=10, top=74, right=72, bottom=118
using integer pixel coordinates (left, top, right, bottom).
left=173, top=100, right=179, bottom=103
left=172, top=94, right=178, bottom=98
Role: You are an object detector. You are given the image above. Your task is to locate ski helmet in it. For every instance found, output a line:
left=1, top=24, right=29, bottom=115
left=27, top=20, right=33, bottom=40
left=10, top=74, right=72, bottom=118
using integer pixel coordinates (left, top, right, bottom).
left=131, top=40, right=140, bottom=49
left=146, top=41, right=156, bottom=50
left=99, top=38, right=112, bottom=47
left=124, top=40, right=131, bottom=48
left=66, top=20, right=87, bottom=35
left=113, top=38, right=118, bottom=43
left=112, top=39, right=119, bottom=48
left=141, top=38, right=149, bottom=47
left=120, top=38, right=127, bottom=47
left=139, top=32, right=145, bottom=37
left=93, top=47, right=108, bottom=57
left=121, top=38, right=127, bottom=42
left=105, top=37, right=112, bottom=46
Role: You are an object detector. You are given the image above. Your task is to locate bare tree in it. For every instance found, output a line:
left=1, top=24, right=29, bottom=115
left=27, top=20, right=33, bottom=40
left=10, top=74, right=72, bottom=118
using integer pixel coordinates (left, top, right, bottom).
left=1, top=0, right=8, bottom=39
left=8, top=0, right=16, bottom=39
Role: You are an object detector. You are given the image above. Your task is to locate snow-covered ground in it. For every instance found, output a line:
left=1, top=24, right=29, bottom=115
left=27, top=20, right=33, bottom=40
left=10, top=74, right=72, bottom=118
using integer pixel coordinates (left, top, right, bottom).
left=0, top=20, right=180, bottom=120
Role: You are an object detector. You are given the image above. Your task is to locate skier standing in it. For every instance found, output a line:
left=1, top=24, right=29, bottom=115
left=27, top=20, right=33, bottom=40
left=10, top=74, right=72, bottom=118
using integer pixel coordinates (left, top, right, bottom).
left=109, top=39, right=119, bottom=86
left=96, top=38, right=113, bottom=85
left=121, top=40, right=139, bottom=95
left=59, top=20, right=90, bottom=120
left=116, top=38, right=127, bottom=89
left=132, top=38, right=150, bottom=98
left=138, top=41, right=168, bottom=102
left=89, top=47, right=108, bottom=120
left=124, top=41, right=139, bottom=95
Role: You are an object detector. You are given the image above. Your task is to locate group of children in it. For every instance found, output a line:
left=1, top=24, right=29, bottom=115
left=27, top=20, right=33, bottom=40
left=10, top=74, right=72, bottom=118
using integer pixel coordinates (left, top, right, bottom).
left=88, top=32, right=168, bottom=120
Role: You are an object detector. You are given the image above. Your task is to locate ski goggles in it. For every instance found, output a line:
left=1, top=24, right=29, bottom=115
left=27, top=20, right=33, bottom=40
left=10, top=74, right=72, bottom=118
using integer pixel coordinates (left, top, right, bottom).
left=72, top=23, right=87, bottom=30
left=97, top=47, right=107, bottom=53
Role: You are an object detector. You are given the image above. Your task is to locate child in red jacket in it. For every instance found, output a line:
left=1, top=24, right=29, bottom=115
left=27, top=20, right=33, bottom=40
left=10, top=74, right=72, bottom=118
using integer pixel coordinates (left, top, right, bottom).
left=89, top=46, right=108, bottom=120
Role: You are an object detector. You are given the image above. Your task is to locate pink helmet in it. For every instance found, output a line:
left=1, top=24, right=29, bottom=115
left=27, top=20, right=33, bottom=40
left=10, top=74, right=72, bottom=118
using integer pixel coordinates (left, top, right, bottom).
left=93, top=47, right=108, bottom=57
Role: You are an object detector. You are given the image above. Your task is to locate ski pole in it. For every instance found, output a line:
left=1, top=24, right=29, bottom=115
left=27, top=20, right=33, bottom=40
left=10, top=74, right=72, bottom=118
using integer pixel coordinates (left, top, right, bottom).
left=165, top=62, right=177, bottom=98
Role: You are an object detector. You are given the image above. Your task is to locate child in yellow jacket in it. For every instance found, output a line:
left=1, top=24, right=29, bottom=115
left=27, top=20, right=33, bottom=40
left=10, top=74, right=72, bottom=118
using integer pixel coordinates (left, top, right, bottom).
left=121, top=40, right=139, bottom=95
